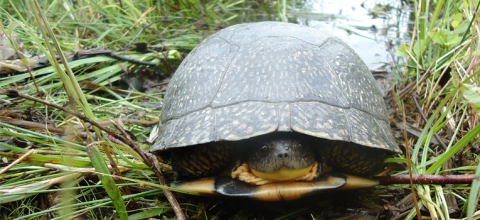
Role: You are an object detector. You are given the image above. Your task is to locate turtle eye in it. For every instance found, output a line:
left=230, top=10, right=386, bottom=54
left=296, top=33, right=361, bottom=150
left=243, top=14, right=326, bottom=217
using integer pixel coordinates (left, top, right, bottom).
left=294, top=142, right=307, bottom=156
left=257, top=145, right=270, bottom=157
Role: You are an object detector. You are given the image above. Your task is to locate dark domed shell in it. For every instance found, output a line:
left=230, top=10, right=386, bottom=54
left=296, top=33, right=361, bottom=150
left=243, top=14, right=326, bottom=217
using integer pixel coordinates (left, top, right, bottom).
left=151, top=22, right=401, bottom=154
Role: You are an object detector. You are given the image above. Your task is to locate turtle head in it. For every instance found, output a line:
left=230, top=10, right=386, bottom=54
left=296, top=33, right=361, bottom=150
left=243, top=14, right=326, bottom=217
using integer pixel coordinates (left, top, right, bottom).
left=244, top=133, right=324, bottom=181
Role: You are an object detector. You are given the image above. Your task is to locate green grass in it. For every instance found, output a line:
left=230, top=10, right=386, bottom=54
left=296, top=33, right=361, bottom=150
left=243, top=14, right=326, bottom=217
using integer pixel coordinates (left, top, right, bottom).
left=1, top=0, right=480, bottom=219
left=393, top=0, right=480, bottom=219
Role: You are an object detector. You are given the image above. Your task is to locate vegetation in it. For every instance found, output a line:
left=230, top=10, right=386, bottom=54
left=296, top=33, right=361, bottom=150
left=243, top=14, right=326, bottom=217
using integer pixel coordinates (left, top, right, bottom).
left=1, top=0, right=480, bottom=219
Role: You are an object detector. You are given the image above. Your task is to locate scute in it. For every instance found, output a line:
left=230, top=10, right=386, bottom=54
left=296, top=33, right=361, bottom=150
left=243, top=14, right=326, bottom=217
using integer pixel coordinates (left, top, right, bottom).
left=210, top=37, right=350, bottom=108
left=151, top=22, right=401, bottom=154
left=161, top=37, right=239, bottom=122
left=156, top=108, right=215, bottom=148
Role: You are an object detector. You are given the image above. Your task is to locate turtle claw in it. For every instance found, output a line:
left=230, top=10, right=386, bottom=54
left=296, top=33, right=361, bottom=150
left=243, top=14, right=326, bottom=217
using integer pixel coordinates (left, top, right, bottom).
left=171, top=172, right=378, bottom=201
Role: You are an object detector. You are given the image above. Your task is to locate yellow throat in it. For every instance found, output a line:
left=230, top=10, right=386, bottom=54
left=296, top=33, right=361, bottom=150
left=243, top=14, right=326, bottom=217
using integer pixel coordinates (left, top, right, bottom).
left=250, top=164, right=314, bottom=181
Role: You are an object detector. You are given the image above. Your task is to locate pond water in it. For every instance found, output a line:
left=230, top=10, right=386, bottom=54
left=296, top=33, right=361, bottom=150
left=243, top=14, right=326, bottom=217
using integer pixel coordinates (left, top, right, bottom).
left=298, top=0, right=410, bottom=70
left=232, top=0, right=411, bottom=70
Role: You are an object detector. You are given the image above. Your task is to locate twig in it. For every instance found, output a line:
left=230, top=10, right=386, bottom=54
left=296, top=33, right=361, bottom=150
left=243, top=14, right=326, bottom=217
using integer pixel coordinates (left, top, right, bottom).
left=108, top=53, right=159, bottom=66
left=82, top=80, right=139, bottom=97
left=412, top=92, right=448, bottom=149
left=33, top=150, right=88, bottom=156
left=0, top=149, right=35, bottom=175
left=107, top=135, right=171, bottom=169
left=64, top=116, right=159, bottom=135
left=0, top=117, right=64, bottom=134
left=111, top=122, right=186, bottom=220
left=75, top=49, right=160, bottom=66
left=375, top=174, right=476, bottom=184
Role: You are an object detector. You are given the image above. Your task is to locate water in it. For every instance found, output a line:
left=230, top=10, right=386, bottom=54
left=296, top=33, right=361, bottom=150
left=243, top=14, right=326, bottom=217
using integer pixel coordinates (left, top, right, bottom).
left=294, top=0, right=410, bottom=70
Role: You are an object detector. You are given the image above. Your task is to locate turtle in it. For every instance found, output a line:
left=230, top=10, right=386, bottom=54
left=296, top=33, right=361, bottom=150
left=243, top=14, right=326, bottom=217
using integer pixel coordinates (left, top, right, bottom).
left=151, top=21, right=402, bottom=201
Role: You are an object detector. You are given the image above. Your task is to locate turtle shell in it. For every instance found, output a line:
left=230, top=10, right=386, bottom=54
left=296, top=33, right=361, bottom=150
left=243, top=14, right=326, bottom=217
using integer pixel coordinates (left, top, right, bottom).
left=151, top=21, right=401, bottom=154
